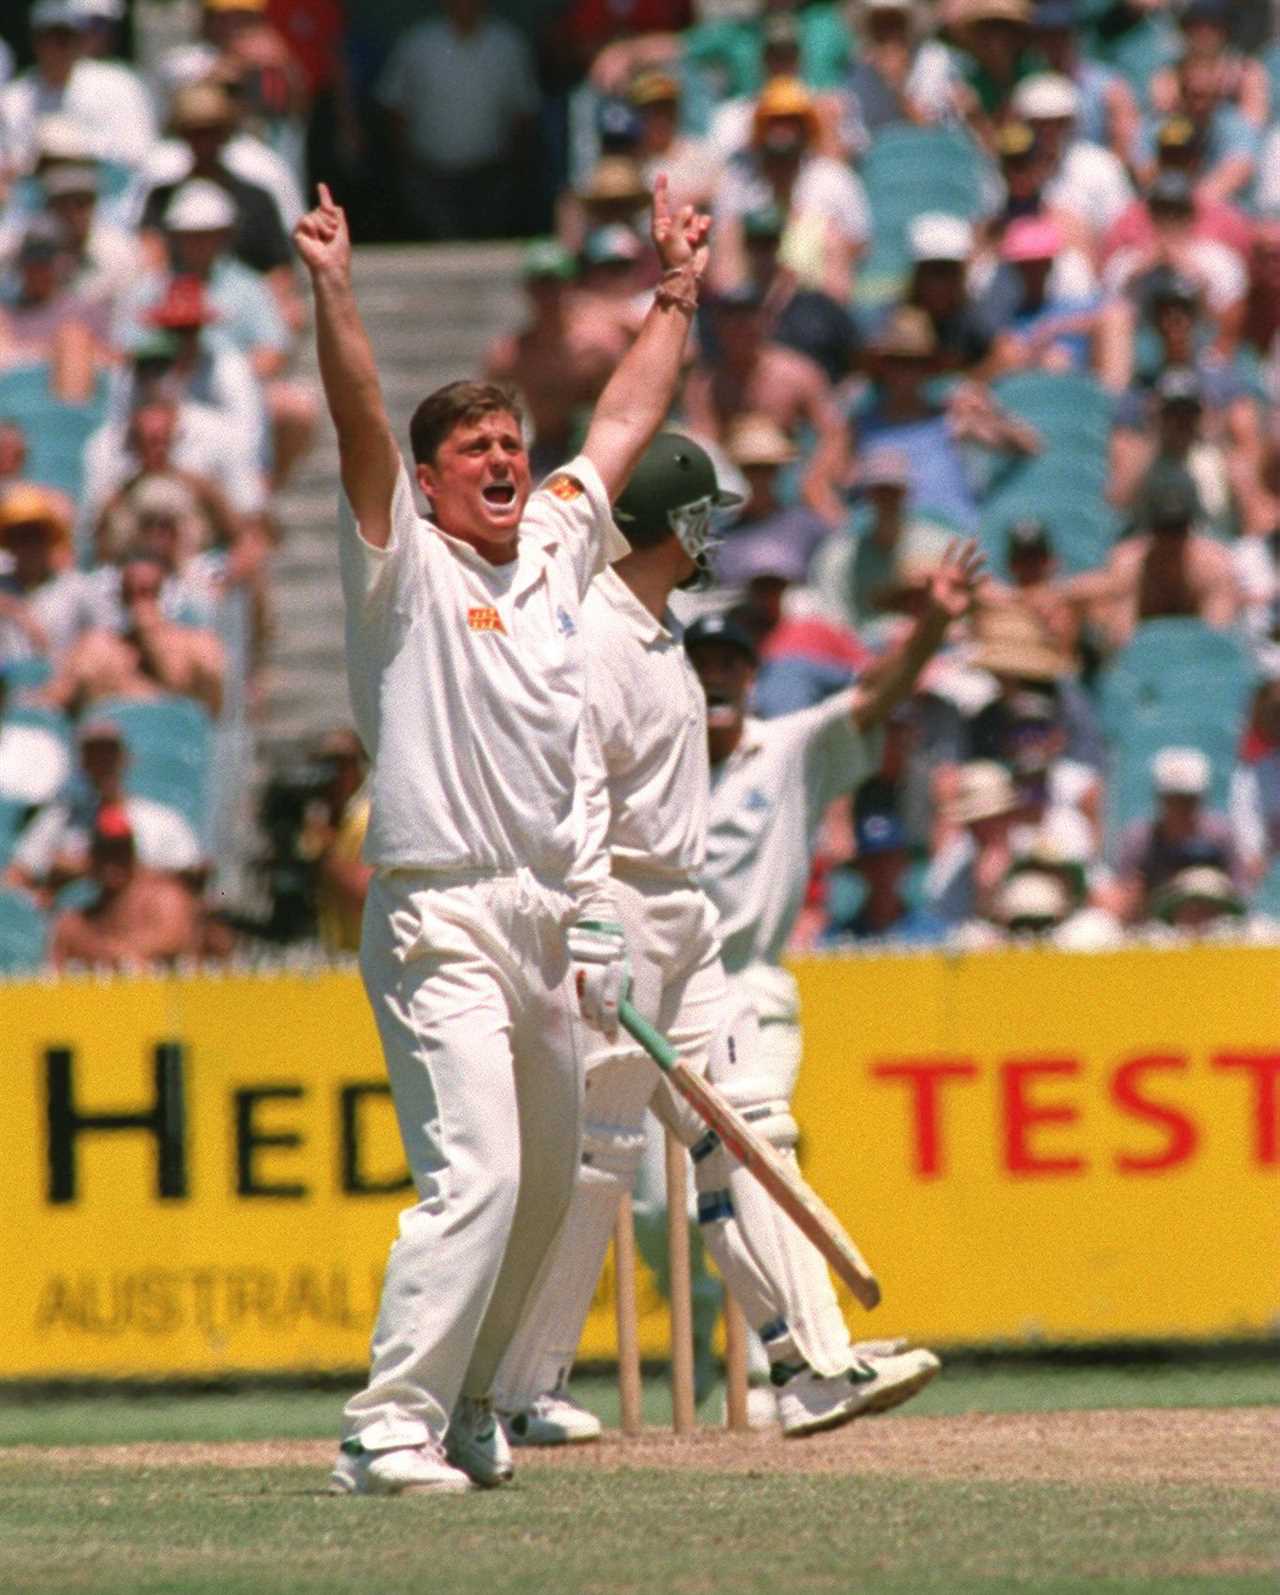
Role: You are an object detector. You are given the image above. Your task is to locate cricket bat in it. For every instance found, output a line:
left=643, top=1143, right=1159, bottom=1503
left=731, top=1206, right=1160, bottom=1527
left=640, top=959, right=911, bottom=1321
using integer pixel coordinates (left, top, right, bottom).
left=619, top=997, right=882, bottom=1311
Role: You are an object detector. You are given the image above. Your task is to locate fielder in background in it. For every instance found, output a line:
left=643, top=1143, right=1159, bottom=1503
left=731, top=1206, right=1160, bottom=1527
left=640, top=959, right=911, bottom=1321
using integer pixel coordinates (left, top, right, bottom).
left=294, top=178, right=708, bottom=1496
left=495, top=433, right=980, bottom=1444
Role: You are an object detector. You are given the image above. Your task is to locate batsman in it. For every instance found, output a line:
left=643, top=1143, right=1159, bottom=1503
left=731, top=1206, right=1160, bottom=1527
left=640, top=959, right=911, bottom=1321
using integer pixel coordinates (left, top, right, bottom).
left=495, top=433, right=982, bottom=1441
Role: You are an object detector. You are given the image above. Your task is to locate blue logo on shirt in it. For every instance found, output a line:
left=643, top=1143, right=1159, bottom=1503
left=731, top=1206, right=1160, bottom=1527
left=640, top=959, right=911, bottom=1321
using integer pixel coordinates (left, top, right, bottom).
left=556, top=605, right=577, bottom=638
left=742, top=787, right=769, bottom=813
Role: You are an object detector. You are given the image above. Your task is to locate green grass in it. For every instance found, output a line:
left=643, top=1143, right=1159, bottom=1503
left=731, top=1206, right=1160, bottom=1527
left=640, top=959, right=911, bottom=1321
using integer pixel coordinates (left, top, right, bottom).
left=0, top=1464, right=1275, bottom=1595
left=1, top=1359, right=1275, bottom=1448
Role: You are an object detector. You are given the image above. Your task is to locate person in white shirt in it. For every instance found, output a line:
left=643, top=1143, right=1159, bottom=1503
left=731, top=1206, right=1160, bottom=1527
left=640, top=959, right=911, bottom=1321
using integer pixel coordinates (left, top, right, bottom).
left=496, top=438, right=978, bottom=1447
left=295, top=176, right=709, bottom=1496
left=375, top=0, right=541, bottom=241
left=1011, top=73, right=1133, bottom=241
left=0, top=0, right=155, bottom=178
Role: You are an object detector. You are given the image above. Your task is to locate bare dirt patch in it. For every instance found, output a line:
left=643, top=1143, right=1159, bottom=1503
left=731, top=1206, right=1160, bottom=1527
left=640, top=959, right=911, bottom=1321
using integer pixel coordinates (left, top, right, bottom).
left=9, top=1408, right=1278, bottom=1490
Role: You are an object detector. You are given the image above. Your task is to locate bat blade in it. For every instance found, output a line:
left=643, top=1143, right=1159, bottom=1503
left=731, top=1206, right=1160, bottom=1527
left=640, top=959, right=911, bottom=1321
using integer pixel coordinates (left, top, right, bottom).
left=619, top=1000, right=881, bottom=1310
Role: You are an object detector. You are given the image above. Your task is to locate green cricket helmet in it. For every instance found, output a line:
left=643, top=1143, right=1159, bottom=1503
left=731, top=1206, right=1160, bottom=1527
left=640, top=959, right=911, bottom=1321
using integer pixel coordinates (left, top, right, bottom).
left=612, top=431, right=743, bottom=589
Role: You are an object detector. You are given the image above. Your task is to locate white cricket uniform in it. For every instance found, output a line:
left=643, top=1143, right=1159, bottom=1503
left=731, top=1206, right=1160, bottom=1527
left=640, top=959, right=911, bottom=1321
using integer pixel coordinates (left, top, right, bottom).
left=339, top=454, right=625, bottom=1453
left=496, top=581, right=864, bottom=1409
left=704, top=695, right=882, bottom=1093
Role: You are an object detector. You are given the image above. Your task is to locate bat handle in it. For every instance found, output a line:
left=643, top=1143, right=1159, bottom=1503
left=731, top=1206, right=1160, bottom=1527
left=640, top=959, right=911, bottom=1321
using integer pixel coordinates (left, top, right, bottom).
left=618, top=997, right=677, bottom=1072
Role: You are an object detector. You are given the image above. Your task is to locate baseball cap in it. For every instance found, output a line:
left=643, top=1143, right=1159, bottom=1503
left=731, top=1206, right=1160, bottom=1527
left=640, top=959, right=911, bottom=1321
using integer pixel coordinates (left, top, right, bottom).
left=743, top=203, right=786, bottom=242
left=581, top=225, right=644, bottom=268
left=93, top=803, right=135, bottom=845
left=996, top=870, right=1068, bottom=928
left=753, top=75, right=818, bottom=139
left=683, top=612, right=759, bottom=665
left=628, top=70, right=679, bottom=107
left=596, top=96, right=641, bottom=149
left=1156, top=365, right=1203, bottom=409
left=0, top=484, right=71, bottom=540
left=1012, top=72, right=1080, bottom=122
left=995, top=121, right=1038, bottom=163
left=163, top=178, right=237, bottom=232
left=522, top=238, right=576, bottom=281
left=1156, top=117, right=1203, bottom=159
left=859, top=446, right=911, bottom=490
left=1006, top=516, right=1052, bottom=556
left=1001, top=215, right=1063, bottom=263
left=129, top=330, right=181, bottom=364
left=908, top=212, right=973, bottom=264
left=31, top=0, right=89, bottom=30
left=1153, top=746, right=1210, bottom=796
left=855, top=812, right=908, bottom=858
left=1147, top=266, right=1199, bottom=310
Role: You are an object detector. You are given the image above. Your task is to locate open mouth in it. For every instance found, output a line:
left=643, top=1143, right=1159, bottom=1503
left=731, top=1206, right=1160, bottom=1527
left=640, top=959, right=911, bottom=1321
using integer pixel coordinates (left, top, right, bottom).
left=482, top=482, right=517, bottom=510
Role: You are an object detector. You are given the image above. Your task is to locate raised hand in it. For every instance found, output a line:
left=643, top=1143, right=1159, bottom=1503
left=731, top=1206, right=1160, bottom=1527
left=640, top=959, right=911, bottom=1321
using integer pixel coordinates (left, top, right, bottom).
left=927, top=538, right=986, bottom=624
left=293, top=182, right=351, bottom=280
left=651, top=173, right=711, bottom=279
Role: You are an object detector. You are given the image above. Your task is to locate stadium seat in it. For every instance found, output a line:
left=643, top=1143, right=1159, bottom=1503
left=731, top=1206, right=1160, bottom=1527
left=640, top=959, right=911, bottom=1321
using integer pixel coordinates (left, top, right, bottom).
left=1, top=656, right=53, bottom=692
left=992, top=371, right=1115, bottom=456
left=1098, top=621, right=1255, bottom=845
left=0, top=887, right=47, bottom=973
left=857, top=127, right=986, bottom=306
left=0, top=363, right=108, bottom=508
left=90, top=695, right=215, bottom=839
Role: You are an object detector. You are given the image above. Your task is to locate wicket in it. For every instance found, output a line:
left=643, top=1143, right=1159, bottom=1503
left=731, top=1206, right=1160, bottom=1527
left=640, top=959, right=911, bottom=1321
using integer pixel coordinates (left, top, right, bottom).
left=612, top=1128, right=751, bottom=1435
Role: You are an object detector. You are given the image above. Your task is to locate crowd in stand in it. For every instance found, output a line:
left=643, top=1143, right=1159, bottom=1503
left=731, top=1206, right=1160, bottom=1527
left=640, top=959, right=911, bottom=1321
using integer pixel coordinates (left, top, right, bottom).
left=1, top=0, right=1279, bottom=972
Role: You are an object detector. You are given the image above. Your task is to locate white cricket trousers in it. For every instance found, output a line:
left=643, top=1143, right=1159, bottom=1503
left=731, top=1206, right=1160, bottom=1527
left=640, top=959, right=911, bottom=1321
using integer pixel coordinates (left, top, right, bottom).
left=342, top=868, right=583, bottom=1452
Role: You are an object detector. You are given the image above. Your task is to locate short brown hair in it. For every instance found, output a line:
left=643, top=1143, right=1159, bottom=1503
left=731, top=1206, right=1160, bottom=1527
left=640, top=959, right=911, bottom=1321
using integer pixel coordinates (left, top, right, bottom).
left=409, top=381, right=524, bottom=466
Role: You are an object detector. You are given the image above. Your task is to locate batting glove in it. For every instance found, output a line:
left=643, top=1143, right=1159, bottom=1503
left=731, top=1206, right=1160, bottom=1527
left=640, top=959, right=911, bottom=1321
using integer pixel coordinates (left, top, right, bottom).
left=567, top=919, right=631, bottom=1039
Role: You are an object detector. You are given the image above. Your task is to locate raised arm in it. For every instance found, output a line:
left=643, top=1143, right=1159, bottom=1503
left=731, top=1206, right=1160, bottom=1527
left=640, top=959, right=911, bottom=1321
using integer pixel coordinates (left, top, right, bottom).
left=293, top=184, right=400, bottom=548
left=851, top=541, right=985, bottom=733
left=582, top=175, right=710, bottom=503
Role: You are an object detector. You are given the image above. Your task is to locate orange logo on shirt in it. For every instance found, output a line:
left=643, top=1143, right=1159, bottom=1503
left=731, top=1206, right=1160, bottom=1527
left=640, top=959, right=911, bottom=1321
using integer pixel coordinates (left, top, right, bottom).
left=467, top=606, right=506, bottom=634
left=546, top=473, right=584, bottom=502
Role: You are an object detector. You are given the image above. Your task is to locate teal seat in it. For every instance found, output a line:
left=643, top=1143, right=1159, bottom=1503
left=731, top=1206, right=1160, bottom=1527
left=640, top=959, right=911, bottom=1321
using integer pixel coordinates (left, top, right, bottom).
left=0, top=362, right=107, bottom=505
left=992, top=372, right=1114, bottom=454
left=1255, top=856, right=1280, bottom=919
left=857, top=127, right=985, bottom=307
left=1, top=657, right=53, bottom=691
left=90, top=695, right=214, bottom=837
left=1099, top=622, right=1254, bottom=844
left=0, top=887, right=47, bottom=972
left=0, top=797, right=31, bottom=866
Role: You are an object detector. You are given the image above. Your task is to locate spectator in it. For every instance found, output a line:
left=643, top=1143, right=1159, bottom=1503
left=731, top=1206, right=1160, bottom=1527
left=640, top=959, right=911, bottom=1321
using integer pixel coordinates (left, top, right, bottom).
left=150, top=180, right=315, bottom=487
left=838, top=0, right=958, bottom=144
left=923, top=757, right=1020, bottom=927
left=0, top=218, right=106, bottom=395
left=302, top=727, right=372, bottom=954
left=266, top=0, right=362, bottom=197
left=6, top=717, right=202, bottom=905
left=1064, top=464, right=1239, bottom=650
left=629, top=70, right=721, bottom=210
left=822, top=810, right=947, bottom=945
left=737, top=202, right=861, bottom=385
left=375, top=0, right=541, bottom=241
left=1103, top=116, right=1254, bottom=266
left=484, top=240, right=614, bottom=477
left=572, top=224, right=649, bottom=361
left=713, top=412, right=828, bottom=588
left=201, top=0, right=310, bottom=190
left=896, top=212, right=996, bottom=377
left=988, top=118, right=1054, bottom=234
left=978, top=517, right=1080, bottom=656
left=1150, top=864, right=1246, bottom=932
left=0, top=0, right=156, bottom=178
left=0, top=486, right=106, bottom=668
left=1149, top=0, right=1269, bottom=133
left=1135, top=52, right=1259, bottom=206
left=683, top=284, right=849, bottom=523
left=1112, top=745, right=1246, bottom=922
left=49, top=803, right=227, bottom=971
left=710, top=75, right=869, bottom=301
left=949, top=0, right=1040, bottom=149
left=564, top=156, right=652, bottom=255
left=95, top=474, right=232, bottom=628
left=0, top=661, right=70, bottom=808
left=1028, top=0, right=1139, bottom=164
left=702, top=11, right=845, bottom=165
left=41, top=157, right=140, bottom=318
left=1011, top=72, right=1132, bottom=243
left=138, top=82, right=298, bottom=326
left=976, top=215, right=1114, bottom=381
left=1008, top=806, right=1123, bottom=948
left=44, top=552, right=226, bottom=717
left=1110, top=365, right=1235, bottom=538
left=1230, top=670, right=1280, bottom=878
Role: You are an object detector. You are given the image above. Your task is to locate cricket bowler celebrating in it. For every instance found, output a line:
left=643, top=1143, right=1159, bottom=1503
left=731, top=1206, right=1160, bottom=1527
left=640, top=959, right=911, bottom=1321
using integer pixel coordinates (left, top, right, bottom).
left=494, top=433, right=981, bottom=1442
left=294, top=179, right=708, bottom=1495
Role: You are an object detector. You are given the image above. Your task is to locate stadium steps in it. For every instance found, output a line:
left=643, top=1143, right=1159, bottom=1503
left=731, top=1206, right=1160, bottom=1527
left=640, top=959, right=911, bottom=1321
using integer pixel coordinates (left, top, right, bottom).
left=261, top=242, right=524, bottom=760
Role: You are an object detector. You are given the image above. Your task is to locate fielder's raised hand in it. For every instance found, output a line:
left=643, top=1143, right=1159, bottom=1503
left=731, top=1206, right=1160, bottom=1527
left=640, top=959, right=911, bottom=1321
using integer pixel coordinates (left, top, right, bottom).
left=925, top=538, right=986, bottom=628
left=294, top=181, right=351, bottom=282
left=651, top=173, right=710, bottom=281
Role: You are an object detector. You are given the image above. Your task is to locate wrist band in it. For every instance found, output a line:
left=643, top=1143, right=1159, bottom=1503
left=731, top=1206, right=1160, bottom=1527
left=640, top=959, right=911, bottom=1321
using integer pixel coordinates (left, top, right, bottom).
left=655, top=264, right=699, bottom=315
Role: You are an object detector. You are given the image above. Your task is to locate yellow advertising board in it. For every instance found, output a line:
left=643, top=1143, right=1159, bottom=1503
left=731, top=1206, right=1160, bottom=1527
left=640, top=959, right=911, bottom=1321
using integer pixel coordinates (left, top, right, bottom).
left=2, top=944, right=1277, bottom=1379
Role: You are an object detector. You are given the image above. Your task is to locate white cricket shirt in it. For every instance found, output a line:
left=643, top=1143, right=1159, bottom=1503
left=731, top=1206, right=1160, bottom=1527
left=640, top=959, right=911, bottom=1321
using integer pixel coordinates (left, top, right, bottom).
left=702, top=691, right=882, bottom=973
left=339, top=454, right=627, bottom=878
left=580, top=567, right=708, bottom=878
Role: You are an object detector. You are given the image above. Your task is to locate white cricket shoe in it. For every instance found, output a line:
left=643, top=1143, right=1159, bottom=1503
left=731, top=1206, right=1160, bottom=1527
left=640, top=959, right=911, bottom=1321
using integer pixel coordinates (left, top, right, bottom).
left=445, top=1396, right=515, bottom=1486
left=329, top=1439, right=473, bottom=1496
left=776, top=1348, right=941, bottom=1439
left=498, top=1391, right=603, bottom=1447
